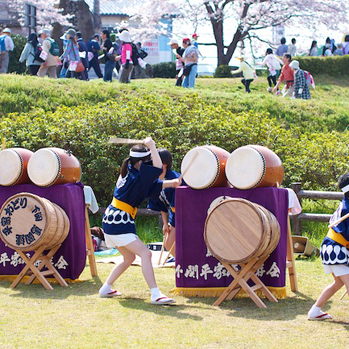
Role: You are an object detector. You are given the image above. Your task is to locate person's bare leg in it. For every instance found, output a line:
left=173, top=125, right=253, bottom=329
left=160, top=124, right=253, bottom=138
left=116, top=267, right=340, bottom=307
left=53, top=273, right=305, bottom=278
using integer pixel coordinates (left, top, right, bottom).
left=105, top=246, right=136, bottom=285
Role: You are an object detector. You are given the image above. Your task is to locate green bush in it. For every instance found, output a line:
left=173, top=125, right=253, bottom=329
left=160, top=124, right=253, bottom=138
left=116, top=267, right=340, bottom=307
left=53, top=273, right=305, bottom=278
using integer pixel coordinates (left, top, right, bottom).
left=9, top=34, right=27, bottom=74
left=294, top=55, right=349, bottom=76
left=214, top=65, right=233, bottom=78
left=152, top=62, right=176, bottom=78
left=2, top=93, right=349, bottom=205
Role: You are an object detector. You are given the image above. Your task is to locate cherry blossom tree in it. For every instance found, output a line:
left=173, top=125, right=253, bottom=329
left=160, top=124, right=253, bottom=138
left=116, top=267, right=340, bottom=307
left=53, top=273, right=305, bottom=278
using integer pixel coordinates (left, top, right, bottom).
left=8, top=0, right=71, bottom=29
left=133, top=0, right=349, bottom=66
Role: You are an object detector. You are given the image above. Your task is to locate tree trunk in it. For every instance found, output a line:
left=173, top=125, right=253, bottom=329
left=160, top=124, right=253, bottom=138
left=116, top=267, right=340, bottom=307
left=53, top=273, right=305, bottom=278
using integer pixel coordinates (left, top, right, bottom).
left=93, top=0, right=102, bottom=32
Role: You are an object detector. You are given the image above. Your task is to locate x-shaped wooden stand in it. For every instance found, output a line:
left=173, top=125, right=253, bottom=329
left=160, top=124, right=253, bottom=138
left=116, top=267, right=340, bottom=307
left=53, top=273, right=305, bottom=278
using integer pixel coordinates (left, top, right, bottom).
left=213, top=255, right=278, bottom=308
left=10, top=244, right=68, bottom=290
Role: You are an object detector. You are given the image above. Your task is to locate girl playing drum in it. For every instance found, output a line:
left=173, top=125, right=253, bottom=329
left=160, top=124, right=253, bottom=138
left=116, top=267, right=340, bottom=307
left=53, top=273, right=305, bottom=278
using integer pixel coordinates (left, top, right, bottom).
left=99, top=137, right=181, bottom=304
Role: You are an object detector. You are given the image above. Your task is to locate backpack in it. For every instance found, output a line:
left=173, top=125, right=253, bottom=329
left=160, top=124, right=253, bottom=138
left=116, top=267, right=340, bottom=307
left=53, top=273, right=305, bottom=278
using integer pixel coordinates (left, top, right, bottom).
left=304, top=70, right=315, bottom=89
left=107, top=42, right=120, bottom=60
left=32, top=44, right=45, bottom=63
left=47, top=38, right=60, bottom=56
left=131, top=43, right=140, bottom=66
left=0, top=35, right=6, bottom=53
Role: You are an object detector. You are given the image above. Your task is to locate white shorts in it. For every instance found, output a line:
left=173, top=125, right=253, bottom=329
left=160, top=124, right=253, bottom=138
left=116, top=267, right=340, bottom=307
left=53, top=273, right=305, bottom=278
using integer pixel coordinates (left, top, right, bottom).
left=104, top=233, right=138, bottom=248
left=323, top=264, right=349, bottom=277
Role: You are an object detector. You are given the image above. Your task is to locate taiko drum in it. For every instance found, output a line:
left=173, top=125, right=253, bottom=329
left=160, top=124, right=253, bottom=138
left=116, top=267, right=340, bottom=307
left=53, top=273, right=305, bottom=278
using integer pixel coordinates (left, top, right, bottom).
left=225, top=145, right=284, bottom=190
left=181, top=145, right=230, bottom=190
left=0, top=193, right=70, bottom=251
left=0, top=148, right=33, bottom=186
left=27, top=147, right=81, bottom=187
left=204, top=198, right=280, bottom=264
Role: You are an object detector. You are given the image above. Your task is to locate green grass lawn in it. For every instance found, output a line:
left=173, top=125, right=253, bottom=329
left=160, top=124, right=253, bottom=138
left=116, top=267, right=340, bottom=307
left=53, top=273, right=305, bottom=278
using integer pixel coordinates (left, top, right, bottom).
left=1, top=74, right=349, bottom=348
left=0, top=258, right=348, bottom=349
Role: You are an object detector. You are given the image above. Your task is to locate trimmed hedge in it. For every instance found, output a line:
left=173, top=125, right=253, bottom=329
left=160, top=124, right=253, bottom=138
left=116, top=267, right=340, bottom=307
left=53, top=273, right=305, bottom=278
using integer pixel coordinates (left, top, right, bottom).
left=152, top=62, right=176, bottom=78
left=291, top=55, right=349, bottom=76
left=2, top=93, right=349, bottom=206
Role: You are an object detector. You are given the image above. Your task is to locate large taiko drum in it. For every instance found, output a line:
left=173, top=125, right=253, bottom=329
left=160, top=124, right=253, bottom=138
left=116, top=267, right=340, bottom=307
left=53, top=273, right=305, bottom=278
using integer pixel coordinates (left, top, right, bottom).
left=27, top=147, right=81, bottom=187
left=0, top=148, right=33, bottom=186
left=204, top=198, right=280, bottom=264
left=0, top=193, right=70, bottom=251
left=181, top=145, right=230, bottom=190
left=225, top=145, right=284, bottom=190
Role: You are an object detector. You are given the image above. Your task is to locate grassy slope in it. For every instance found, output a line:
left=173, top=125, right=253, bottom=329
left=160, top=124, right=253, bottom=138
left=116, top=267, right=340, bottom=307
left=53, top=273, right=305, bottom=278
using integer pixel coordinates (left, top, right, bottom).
left=0, top=259, right=348, bottom=349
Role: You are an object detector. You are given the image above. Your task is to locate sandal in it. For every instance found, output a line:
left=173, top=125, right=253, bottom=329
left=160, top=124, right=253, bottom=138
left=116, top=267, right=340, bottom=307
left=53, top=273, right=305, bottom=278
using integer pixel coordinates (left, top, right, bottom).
left=308, top=312, right=332, bottom=321
left=151, top=296, right=176, bottom=305
left=99, top=290, right=122, bottom=298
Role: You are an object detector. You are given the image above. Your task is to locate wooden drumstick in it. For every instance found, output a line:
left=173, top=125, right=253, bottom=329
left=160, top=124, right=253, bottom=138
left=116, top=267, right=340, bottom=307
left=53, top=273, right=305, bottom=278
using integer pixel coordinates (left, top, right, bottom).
left=2, top=138, right=5, bottom=150
left=180, top=150, right=199, bottom=180
left=108, top=137, right=144, bottom=145
left=340, top=290, right=347, bottom=300
left=328, top=212, right=349, bottom=229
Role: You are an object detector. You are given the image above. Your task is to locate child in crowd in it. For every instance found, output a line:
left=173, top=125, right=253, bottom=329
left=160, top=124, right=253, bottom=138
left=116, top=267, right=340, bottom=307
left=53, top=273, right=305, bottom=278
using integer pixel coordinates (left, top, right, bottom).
left=99, top=137, right=181, bottom=305
left=308, top=172, right=349, bottom=320
left=148, top=149, right=183, bottom=257
left=262, top=48, right=282, bottom=92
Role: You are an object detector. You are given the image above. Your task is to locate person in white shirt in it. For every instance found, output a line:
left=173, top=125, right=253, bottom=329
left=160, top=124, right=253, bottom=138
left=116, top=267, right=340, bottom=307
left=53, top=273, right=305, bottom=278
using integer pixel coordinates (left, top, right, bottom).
left=287, top=38, right=297, bottom=56
left=0, top=28, right=15, bottom=74
left=262, top=48, right=282, bottom=92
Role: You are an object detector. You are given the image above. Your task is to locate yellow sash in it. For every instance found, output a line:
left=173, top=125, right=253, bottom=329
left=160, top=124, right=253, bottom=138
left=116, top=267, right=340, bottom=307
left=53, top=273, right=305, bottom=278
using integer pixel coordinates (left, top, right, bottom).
left=111, top=198, right=137, bottom=219
left=170, top=207, right=175, bottom=213
left=327, top=228, right=349, bottom=248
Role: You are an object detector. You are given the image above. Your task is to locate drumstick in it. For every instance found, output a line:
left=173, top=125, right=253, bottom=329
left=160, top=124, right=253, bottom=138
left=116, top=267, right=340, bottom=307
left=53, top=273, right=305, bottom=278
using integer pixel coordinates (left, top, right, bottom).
left=328, top=212, right=349, bottom=228
left=158, top=232, right=167, bottom=266
left=340, top=290, right=347, bottom=300
left=108, top=137, right=144, bottom=145
left=162, top=241, right=175, bottom=266
left=2, top=138, right=5, bottom=150
left=180, top=150, right=199, bottom=180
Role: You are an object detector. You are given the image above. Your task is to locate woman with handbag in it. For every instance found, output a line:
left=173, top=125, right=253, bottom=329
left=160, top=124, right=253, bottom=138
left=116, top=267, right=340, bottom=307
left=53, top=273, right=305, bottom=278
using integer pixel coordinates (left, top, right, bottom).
left=60, top=29, right=84, bottom=79
left=178, top=38, right=198, bottom=89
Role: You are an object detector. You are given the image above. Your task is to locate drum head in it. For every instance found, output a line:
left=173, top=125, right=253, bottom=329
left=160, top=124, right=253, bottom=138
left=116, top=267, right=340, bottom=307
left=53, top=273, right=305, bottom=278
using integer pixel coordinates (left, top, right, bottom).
left=225, top=147, right=265, bottom=189
left=28, top=149, right=60, bottom=187
left=181, top=147, right=219, bottom=189
left=0, top=149, right=22, bottom=186
left=204, top=199, right=266, bottom=263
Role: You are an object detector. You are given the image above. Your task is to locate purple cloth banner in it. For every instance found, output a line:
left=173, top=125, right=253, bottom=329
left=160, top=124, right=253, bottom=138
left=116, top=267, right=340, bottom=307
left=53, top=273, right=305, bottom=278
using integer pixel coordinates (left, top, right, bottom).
left=0, top=183, right=86, bottom=280
left=175, top=186, right=289, bottom=289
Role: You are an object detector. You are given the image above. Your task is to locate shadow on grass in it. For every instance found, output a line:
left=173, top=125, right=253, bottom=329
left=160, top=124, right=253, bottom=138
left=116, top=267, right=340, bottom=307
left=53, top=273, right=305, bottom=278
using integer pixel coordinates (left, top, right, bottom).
left=118, top=298, right=204, bottom=321
left=181, top=291, right=330, bottom=322
left=1, top=275, right=103, bottom=300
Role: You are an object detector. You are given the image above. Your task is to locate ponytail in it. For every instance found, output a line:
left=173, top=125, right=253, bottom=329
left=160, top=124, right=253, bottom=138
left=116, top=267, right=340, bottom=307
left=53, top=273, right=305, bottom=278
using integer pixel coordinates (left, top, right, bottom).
left=120, top=158, right=131, bottom=178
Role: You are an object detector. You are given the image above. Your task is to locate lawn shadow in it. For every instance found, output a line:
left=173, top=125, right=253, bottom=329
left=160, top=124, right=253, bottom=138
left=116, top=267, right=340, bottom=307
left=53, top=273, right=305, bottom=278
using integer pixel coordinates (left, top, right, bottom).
left=118, top=298, right=204, bottom=321
left=2, top=275, right=103, bottom=300
left=183, top=291, right=331, bottom=322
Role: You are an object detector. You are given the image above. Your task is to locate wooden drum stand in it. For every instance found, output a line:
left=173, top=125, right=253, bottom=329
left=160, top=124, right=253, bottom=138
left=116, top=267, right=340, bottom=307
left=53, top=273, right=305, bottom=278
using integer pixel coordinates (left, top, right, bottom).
left=205, top=198, right=282, bottom=308
left=0, top=193, right=71, bottom=290
left=213, top=255, right=278, bottom=308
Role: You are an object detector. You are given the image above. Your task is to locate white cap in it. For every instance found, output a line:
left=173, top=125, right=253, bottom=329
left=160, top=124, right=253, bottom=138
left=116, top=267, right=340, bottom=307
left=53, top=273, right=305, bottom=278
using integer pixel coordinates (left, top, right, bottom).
left=119, top=30, right=131, bottom=42
left=167, top=39, right=178, bottom=45
left=289, top=60, right=300, bottom=70
left=3, top=28, right=11, bottom=34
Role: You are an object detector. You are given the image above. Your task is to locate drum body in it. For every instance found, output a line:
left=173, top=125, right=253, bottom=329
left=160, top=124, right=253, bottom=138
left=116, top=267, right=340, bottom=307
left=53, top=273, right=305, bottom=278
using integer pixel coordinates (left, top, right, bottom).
left=27, top=147, right=81, bottom=187
left=204, top=198, right=280, bottom=264
left=0, top=148, right=33, bottom=186
left=225, top=145, right=284, bottom=190
left=181, top=145, right=230, bottom=190
left=0, top=193, right=70, bottom=251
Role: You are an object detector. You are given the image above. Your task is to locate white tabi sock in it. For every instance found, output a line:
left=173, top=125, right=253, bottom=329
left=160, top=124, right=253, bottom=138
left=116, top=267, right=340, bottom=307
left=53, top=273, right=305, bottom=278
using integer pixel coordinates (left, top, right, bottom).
left=99, top=283, right=113, bottom=295
left=308, top=305, right=324, bottom=318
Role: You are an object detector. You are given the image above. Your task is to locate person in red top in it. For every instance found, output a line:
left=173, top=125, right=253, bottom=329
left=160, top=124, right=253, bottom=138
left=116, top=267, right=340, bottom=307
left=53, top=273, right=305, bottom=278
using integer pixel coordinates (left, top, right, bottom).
left=272, top=53, right=294, bottom=97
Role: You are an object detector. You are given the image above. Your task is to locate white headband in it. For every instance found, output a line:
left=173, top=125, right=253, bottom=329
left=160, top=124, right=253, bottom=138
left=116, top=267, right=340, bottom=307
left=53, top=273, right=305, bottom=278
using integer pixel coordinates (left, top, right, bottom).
left=341, top=184, right=349, bottom=193
left=129, top=150, right=151, bottom=158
